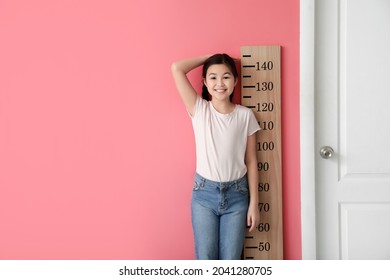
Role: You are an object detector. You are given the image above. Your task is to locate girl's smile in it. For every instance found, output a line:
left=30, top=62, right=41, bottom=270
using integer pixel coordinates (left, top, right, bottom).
left=204, top=64, right=237, bottom=101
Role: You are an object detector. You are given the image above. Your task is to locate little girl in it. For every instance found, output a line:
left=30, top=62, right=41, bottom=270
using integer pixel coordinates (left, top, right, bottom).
left=171, top=54, right=260, bottom=260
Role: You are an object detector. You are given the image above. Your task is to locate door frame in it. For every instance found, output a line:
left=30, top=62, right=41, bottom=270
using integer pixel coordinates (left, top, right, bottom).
left=300, top=0, right=317, bottom=259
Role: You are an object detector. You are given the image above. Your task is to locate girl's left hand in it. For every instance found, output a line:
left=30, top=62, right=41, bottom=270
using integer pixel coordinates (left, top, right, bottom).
left=247, top=202, right=260, bottom=232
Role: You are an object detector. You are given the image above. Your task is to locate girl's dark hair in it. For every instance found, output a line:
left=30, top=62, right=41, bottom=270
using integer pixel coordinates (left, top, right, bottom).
left=201, top=53, right=238, bottom=101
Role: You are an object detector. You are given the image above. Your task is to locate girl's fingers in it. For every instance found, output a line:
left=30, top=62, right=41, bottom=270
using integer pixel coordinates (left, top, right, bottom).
left=247, top=215, right=254, bottom=232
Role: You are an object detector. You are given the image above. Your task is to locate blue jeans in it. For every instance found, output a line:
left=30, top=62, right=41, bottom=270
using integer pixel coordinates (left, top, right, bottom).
left=191, top=173, right=249, bottom=260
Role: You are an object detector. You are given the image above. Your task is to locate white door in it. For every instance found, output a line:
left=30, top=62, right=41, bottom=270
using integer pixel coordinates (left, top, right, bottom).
left=315, top=0, right=390, bottom=259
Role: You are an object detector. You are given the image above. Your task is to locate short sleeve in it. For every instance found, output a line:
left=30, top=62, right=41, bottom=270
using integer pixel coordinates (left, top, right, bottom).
left=247, top=110, right=261, bottom=136
left=189, top=95, right=206, bottom=119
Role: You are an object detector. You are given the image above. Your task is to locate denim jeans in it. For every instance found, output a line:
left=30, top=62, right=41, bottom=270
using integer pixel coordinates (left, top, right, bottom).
left=191, top=173, right=249, bottom=260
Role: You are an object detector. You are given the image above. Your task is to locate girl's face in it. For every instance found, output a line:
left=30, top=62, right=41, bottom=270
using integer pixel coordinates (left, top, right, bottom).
left=204, top=64, right=237, bottom=102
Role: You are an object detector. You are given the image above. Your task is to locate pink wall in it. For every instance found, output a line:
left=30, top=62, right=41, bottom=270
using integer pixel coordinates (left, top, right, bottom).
left=0, top=0, right=300, bottom=259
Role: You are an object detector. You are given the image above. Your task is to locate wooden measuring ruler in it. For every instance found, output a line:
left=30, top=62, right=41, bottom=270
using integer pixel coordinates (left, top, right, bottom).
left=241, top=46, right=283, bottom=260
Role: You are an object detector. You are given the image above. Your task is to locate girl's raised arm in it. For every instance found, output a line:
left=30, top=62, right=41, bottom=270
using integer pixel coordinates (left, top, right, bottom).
left=171, top=55, right=210, bottom=116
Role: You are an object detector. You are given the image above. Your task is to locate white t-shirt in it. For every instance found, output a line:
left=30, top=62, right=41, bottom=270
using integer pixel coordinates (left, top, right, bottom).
left=191, top=96, right=260, bottom=182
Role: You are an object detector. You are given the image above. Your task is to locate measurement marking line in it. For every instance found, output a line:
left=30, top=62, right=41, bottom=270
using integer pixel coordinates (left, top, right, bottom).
left=246, top=106, right=256, bottom=109
left=245, top=236, right=254, bottom=239
left=243, top=85, right=256, bottom=88
left=243, top=75, right=252, bottom=78
left=243, top=65, right=256, bottom=68
left=243, top=54, right=251, bottom=57
left=245, top=257, right=254, bottom=259
left=243, top=96, right=252, bottom=98
left=245, top=246, right=258, bottom=249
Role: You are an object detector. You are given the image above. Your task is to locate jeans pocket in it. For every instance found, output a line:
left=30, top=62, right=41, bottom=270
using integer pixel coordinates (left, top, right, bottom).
left=236, top=178, right=249, bottom=195
left=193, top=179, right=203, bottom=191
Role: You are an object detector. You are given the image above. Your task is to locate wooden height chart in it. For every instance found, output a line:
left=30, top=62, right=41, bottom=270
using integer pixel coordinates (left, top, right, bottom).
left=241, top=46, right=283, bottom=260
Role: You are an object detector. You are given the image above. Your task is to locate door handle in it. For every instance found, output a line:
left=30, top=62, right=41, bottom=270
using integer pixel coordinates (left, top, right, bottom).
left=320, top=146, right=334, bottom=159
